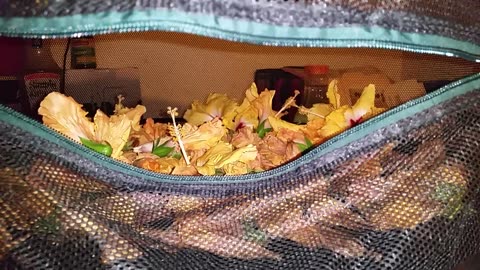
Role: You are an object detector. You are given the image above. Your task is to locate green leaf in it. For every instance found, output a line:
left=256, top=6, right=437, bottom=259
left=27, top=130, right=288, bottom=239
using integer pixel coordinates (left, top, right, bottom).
left=293, top=113, right=308, bottom=124
left=296, top=137, right=314, bottom=152
left=296, top=143, right=308, bottom=152
left=80, top=137, right=113, bottom=157
left=305, top=137, right=313, bottom=148
left=122, top=140, right=135, bottom=151
left=152, top=140, right=175, bottom=158
left=256, top=120, right=273, bottom=139
left=171, top=152, right=182, bottom=159
left=433, top=182, right=466, bottom=219
left=433, top=182, right=464, bottom=203
left=34, top=208, right=62, bottom=235
left=152, top=145, right=174, bottom=157
left=243, top=219, right=267, bottom=244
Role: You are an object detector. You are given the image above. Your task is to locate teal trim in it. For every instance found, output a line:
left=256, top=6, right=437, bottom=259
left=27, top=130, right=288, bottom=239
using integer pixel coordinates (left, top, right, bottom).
left=1, top=9, right=479, bottom=61
left=1, top=73, right=479, bottom=184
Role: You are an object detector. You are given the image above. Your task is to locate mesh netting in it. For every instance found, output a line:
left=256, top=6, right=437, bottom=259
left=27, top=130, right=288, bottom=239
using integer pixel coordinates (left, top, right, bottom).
left=0, top=88, right=479, bottom=269
left=42, top=33, right=478, bottom=118
left=1, top=0, right=479, bottom=45
left=1, top=0, right=479, bottom=268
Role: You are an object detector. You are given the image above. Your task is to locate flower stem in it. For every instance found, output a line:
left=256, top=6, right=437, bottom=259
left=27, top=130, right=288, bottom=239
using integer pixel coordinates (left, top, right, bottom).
left=294, top=105, right=325, bottom=119
left=275, top=90, right=300, bottom=118
left=167, top=107, right=190, bottom=165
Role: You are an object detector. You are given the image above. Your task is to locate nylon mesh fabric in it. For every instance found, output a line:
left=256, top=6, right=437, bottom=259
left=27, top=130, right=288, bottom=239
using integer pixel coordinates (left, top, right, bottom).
left=0, top=0, right=479, bottom=268
left=0, top=89, right=479, bottom=269
left=0, top=0, right=479, bottom=44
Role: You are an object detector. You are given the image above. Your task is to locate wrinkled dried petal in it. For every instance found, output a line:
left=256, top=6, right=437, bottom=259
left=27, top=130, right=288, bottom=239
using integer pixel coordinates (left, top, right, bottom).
left=172, top=165, right=199, bottom=176
left=60, top=209, right=142, bottom=263
left=285, top=225, right=365, bottom=257
left=134, top=158, right=162, bottom=172
left=142, top=118, right=168, bottom=142
left=182, top=119, right=227, bottom=151
left=86, top=195, right=137, bottom=224
left=285, top=142, right=302, bottom=161
left=231, top=127, right=261, bottom=148
left=368, top=198, right=439, bottom=230
left=302, top=118, right=326, bottom=144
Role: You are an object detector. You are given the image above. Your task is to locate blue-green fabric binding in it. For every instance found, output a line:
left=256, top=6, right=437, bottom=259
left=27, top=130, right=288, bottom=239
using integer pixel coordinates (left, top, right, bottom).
left=0, top=9, right=479, bottom=61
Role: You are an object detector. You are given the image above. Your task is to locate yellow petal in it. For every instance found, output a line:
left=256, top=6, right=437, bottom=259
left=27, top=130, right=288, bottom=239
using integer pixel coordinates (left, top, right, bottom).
left=196, top=142, right=233, bottom=167
left=221, top=109, right=237, bottom=131
left=319, top=106, right=350, bottom=138
left=180, top=122, right=198, bottom=135
left=195, top=143, right=257, bottom=175
left=195, top=142, right=231, bottom=175
left=245, top=83, right=259, bottom=102
left=38, top=92, right=95, bottom=142
left=304, top=80, right=339, bottom=121
left=120, top=105, right=147, bottom=132
left=217, top=144, right=258, bottom=168
left=196, top=165, right=216, bottom=176
left=252, top=89, right=276, bottom=122
left=182, top=119, right=227, bottom=151
left=183, top=100, right=212, bottom=126
left=234, top=104, right=259, bottom=130
left=351, top=84, right=376, bottom=120
left=94, top=111, right=132, bottom=159
left=184, top=93, right=238, bottom=128
left=205, top=93, right=238, bottom=118
left=364, top=107, right=387, bottom=119
left=326, top=79, right=341, bottom=109
left=113, top=95, right=147, bottom=132
left=224, top=162, right=249, bottom=175
left=307, top=103, right=333, bottom=121
left=93, top=110, right=110, bottom=142
left=268, top=116, right=304, bottom=133
left=233, top=83, right=264, bottom=129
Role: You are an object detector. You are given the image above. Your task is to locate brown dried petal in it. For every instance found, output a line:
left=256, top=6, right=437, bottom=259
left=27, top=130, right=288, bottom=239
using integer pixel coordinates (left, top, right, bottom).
left=276, top=128, right=305, bottom=144
left=60, top=209, right=142, bottom=263
left=261, top=133, right=287, bottom=155
left=143, top=118, right=168, bottom=141
left=134, top=158, right=163, bottom=173
left=302, top=118, right=326, bottom=144
left=367, top=198, right=439, bottom=231
left=285, top=225, right=365, bottom=257
left=86, top=195, right=137, bottom=224
left=172, top=165, right=199, bottom=176
left=231, top=127, right=261, bottom=148
left=307, top=198, right=369, bottom=231
left=246, top=177, right=328, bottom=220
left=285, top=142, right=302, bottom=161
left=127, top=193, right=173, bottom=226
left=256, top=133, right=287, bottom=170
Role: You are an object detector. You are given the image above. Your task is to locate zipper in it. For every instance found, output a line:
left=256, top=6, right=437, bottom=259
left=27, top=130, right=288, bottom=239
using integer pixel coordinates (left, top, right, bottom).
left=1, top=73, right=479, bottom=184
left=2, top=19, right=479, bottom=62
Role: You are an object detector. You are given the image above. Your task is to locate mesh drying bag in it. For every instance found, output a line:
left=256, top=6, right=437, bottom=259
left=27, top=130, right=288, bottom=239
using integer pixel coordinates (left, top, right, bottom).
left=1, top=0, right=480, bottom=269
